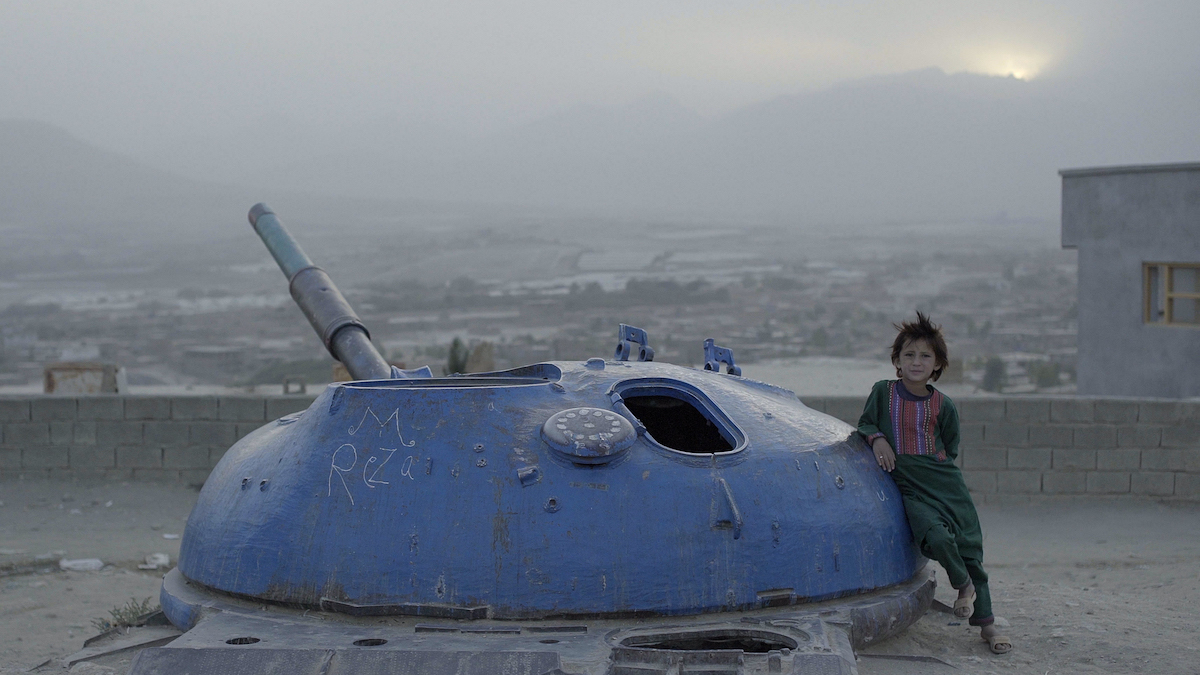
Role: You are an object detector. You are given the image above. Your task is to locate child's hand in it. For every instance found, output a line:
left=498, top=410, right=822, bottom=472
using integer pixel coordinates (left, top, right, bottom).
left=871, top=437, right=896, bottom=472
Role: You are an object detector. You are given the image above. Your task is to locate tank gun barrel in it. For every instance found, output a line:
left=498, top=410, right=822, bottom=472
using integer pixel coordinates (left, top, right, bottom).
left=248, top=203, right=392, bottom=381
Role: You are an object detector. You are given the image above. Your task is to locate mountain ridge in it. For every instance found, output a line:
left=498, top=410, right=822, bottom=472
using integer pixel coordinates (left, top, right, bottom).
left=6, top=67, right=1198, bottom=228
left=136, top=68, right=1161, bottom=223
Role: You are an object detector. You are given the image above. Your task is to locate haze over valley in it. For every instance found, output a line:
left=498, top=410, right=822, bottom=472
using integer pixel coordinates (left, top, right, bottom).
left=0, top=0, right=1195, bottom=395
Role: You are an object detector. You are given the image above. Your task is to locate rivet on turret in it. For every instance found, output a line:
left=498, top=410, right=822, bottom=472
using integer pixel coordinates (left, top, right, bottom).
left=834, top=476, right=845, bottom=489
left=241, top=477, right=250, bottom=490
left=259, top=479, right=269, bottom=492
left=544, top=497, right=561, bottom=513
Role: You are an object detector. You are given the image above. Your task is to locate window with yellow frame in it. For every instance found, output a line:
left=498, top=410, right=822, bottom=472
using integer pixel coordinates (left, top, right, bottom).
left=1144, top=263, right=1200, bottom=325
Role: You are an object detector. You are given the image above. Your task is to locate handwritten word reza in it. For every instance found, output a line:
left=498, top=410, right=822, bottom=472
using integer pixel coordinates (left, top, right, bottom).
left=328, top=444, right=416, bottom=506
left=327, top=407, right=418, bottom=506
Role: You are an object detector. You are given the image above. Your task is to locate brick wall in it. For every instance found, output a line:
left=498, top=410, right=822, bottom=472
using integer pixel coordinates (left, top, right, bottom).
left=806, top=396, right=1200, bottom=500
left=0, top=395, right=316, bottom=484
left=2, top=394, right=1197, bottom=499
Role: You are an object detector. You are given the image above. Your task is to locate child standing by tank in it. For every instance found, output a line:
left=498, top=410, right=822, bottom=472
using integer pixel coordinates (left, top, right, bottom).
left=857, top=312, right=1012, bottom=655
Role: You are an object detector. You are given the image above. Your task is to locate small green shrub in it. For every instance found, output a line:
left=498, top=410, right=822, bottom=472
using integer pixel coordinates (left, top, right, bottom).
left=446, top=337, right=468, bottom=375
left=90, top=597, right=158, bottom=632
left=1028, top=362, right=1061, bottom=389
left=981, top=357, right=1006, bottom=392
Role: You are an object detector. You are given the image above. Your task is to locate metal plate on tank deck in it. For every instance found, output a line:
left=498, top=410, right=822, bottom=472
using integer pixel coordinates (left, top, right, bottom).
left=129, top=647, right=563, bottom=675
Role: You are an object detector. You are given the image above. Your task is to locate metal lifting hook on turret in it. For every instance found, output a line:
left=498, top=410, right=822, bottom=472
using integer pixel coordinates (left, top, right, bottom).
left=247, top=203, right=393, bottom=381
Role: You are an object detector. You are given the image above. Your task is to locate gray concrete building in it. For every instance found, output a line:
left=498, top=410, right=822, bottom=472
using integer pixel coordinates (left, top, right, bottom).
left=1061, top=162, right=1200, bottom=397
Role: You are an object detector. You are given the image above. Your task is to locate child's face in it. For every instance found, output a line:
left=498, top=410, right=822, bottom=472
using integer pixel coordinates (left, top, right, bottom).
left=894, top=338, right=939, bottom=384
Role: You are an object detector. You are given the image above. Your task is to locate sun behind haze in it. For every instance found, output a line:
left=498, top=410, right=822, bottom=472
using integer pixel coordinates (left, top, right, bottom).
left=621, top=1, right=1068, bottom=96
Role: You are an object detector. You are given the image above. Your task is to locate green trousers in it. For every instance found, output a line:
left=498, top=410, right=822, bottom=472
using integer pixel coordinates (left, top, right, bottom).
left=921, top=520, right=993, bottom=626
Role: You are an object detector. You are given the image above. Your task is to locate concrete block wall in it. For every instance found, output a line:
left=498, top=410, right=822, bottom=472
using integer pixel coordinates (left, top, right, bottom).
left=1, top=394, right=1197, bottom=500
left=0, top=395, right=316, bottom=483
left=806, top=396, right=1200, bottom=500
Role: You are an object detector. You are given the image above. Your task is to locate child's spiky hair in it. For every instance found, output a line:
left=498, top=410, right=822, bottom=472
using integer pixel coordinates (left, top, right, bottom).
left=891, top=311, right=949, bottom=381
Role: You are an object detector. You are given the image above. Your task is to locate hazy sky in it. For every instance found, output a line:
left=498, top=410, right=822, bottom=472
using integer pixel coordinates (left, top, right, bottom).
left=3, top=0, right=1197, bottom=153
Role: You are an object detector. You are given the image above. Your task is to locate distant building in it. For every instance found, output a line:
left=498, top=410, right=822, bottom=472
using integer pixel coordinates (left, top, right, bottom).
left=182, top=346, right=246, bottom=381
left=1061, top=162, right=1200, bottom=397
left=44, top=362, right=126, bottom=394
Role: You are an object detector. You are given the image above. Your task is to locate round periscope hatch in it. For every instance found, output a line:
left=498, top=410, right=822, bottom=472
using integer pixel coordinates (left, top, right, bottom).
left=542, top=407, right=637, bottom=464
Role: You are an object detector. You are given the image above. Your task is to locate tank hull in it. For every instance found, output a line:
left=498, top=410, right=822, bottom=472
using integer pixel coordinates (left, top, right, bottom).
left=149, top=563, right=934, bottom=675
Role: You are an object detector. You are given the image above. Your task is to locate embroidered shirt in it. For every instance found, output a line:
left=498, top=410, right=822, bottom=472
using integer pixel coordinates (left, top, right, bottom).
left=863, top=380, right=948, bottom=461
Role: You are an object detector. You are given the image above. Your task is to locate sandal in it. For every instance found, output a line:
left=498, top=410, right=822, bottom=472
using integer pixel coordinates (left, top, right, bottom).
left=983, top=634, right=1013, bottom=654
left=953, top=591, right=976, bottom=618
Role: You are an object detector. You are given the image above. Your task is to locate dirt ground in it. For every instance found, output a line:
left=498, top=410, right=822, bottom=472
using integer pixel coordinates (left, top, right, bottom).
left=858, top=497, right=1200, bottom=675
left=1, top=478, right=1198, bottom=675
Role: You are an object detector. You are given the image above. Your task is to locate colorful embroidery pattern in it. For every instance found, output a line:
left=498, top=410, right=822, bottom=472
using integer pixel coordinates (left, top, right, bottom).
left=886, top=381, right=947, bottom=461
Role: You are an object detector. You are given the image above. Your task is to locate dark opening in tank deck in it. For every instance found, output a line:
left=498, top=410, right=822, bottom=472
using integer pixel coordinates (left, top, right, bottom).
left=623, top=394, right=734, bottom=453
left=619, top=628, right=799, bottom=653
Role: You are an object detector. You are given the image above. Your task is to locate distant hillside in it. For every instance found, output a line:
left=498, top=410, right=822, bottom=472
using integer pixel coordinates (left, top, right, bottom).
left=0, top=120, right=451, bottom=239
left=0, top=119, right=254, bottom=230
left=136, top=68, right=1200, bottom=225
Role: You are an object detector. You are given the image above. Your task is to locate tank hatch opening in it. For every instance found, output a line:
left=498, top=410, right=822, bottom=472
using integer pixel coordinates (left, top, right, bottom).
left=615, top=381, right=741, bottom=454
left=624, top=396, right=731, bottom=453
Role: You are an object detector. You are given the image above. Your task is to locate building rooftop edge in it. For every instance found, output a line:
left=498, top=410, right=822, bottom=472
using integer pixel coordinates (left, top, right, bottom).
left=1059, top=162, right=1200, bottom=178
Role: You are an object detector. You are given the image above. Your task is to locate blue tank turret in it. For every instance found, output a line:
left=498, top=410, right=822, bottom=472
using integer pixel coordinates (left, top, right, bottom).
left=139, top=205, right=934, bottom=675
